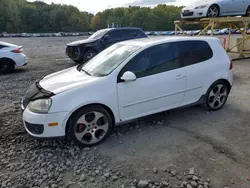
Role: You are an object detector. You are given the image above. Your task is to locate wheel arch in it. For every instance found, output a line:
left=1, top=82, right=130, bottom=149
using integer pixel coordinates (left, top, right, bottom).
left=65, top=103, right=115, bottom=135
left=208, top=4, right=221, bottom=16
left=0, top=57, right=16, bottom=65
left=216, top=79, right=231, bottom=90
left=210, top=3, right=220, bottom=9
left=209, top=79, right=231, bottom=92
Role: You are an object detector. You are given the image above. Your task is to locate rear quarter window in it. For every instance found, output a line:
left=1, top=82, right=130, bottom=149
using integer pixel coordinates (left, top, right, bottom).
left=179, top=40, right=213, bottom=66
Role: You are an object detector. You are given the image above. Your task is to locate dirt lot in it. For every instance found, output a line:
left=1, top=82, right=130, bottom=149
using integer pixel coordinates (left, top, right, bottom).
left=0, top=36, right=250, bottom=188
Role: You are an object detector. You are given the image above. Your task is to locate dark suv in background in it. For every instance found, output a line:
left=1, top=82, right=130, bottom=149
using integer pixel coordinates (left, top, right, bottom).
left=66, top=27, right=147, bottom=63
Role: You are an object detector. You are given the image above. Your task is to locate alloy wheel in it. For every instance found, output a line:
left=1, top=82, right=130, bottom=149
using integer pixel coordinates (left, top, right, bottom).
left=208, top=84, right=228, bottom=109
left=74, top=111, right=109, bottom=145
left=207, top=7, right=219, bottom=17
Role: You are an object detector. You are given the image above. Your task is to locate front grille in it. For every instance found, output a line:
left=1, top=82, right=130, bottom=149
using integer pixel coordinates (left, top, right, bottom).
left=25, top=122, right=44, bottom=135
left=66, top=46, right=79, bottom=60
left=182, top=11, right=194, bottom=16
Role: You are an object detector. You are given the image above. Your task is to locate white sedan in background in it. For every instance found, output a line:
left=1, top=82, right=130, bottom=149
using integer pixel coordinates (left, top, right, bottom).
left=0, top=41, right=27, bottom=74
left=181, top=0, right=250, bottom=19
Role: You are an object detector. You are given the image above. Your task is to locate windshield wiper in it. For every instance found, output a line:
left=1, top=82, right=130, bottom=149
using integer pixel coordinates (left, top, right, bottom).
left=81, top=69, right=91, bottom=76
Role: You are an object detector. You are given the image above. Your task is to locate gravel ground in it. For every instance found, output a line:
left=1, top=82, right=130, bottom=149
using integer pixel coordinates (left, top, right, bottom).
left=0, top=36, right=250, bottom=188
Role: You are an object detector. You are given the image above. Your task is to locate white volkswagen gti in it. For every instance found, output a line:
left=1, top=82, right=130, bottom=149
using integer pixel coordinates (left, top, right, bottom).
left=0, top=41, right=27, bottom=73
left=181, top=0, right=250, bottom=19
left=22, top=37, right=233, bottom=147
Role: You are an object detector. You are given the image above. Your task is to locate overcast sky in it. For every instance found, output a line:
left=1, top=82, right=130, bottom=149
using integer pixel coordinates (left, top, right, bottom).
left=28, top=0, right=195, bottom=14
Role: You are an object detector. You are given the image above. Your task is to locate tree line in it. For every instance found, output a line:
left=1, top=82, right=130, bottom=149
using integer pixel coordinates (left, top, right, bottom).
left=0, top=0, right=188, bottom=33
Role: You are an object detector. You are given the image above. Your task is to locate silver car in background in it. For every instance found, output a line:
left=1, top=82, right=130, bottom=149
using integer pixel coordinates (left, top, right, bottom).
left=181, top=0, right=250, bottom=19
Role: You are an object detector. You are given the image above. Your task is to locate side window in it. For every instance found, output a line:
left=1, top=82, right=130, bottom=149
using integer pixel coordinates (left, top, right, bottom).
left=122, top=42, right=181, bottom=79
left=122, top=30, right=143, bottom=38
left=179, top=41, right=213, bottom=66
left=108, top=30, right=122, bottom=39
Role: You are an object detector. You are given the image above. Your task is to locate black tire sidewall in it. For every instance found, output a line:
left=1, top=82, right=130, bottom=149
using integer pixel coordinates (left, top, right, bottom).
left=0, top=60, right=15, bottom=74
left=204, top=81, right=229, bottom=111
left=246, top=6, right=250, bottom=16
left=83, top=50, right=97, bottom=63
left=68, top=105, right=113, bottom=147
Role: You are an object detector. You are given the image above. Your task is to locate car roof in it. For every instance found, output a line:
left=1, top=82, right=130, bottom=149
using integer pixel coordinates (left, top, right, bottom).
left=110, top=27, right=142, bottom=31
left=118, top=36, right=219, bottom=48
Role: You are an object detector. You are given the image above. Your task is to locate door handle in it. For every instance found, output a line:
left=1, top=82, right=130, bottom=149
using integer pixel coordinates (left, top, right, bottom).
left=176, top=74, right=186, bottom=80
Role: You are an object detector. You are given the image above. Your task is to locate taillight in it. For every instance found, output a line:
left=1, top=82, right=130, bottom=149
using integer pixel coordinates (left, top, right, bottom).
left=11, top=47, right=23, bottom=53
left=229, top=57, right=233, bottom=70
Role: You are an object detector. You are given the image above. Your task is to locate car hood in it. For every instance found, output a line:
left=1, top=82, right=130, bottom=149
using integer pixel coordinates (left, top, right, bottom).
left=67, top=38, right=98, bottom=46
left=39, top=66, right=100, bottom=94
left=184, top=0, right=216, bottom=9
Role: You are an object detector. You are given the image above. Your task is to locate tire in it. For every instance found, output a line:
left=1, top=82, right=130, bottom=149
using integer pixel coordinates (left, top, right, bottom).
left=246, top=6, right=250, bottom=16
left=204, top=81, right=230, bottom=111
left=73, top=60, right=81, bottom=64
left=68, top=105, right=113, bottom=147
left=0, top=59, right=15, bottom=74
left=207, top=5, right=220, bottom=18
left=83, top=50, right=97, bottom=63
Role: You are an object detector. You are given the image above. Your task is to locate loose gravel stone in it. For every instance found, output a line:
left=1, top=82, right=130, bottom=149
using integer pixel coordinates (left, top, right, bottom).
left=189, top=167, right=195, bottom=175
left=80, top=174, right=86, bottom=181
left=162, top=181, right=169, bottom=187
left=193, top=176, right=200, bottom=181
left=153, top=168, right=158, bottom=174
left=180, top=181, right=188, bottom=188
left=204, top=182, right=209, bottom=188
left=187, top=184, right=193, bottom=188
left=170, top=170, right=177, bottom=176
left=138, top=180, right=149, bottom=188
left=112, top=175, right=119, bottom=181
left=104, top=172, right=110, bottom=178
left=191, top=181, right=198, bottom=187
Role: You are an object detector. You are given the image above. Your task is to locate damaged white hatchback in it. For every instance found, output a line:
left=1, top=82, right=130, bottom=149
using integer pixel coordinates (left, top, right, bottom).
left=22, top=37, right=233, bottom=147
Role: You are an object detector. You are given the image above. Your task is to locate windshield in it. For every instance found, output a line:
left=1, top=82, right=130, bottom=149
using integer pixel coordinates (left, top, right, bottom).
left=89, top=29, right=110, bottom=39
left=81, top=44, right=141, bottom=76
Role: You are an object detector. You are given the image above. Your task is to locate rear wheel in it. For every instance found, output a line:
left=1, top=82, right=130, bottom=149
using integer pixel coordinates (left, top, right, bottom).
left=68, top=105, right=113, bottom=147
left=204, top=81, right=230, bottom=111
left=0, top=59, right=15, bottom=74
left=207, top=5, right=220, bottom=18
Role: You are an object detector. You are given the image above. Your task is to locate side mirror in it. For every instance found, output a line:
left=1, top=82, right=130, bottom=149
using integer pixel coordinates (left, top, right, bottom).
left=121, top=71, right=137, bottom=82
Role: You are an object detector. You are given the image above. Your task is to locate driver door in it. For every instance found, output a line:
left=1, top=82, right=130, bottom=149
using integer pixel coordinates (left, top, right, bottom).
left=225, top=0, right=245, bottom=14
left=117, top=42, right=187, bottom=121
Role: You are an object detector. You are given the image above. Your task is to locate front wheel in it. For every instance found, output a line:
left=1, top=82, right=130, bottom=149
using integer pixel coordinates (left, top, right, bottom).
left=68, top=105, right=113, bottom=147
left=207, top=5, right=220, bottom=18
left=83, top=50, right=97, bottom=63
left=204, top=81, right=230, bottom=111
